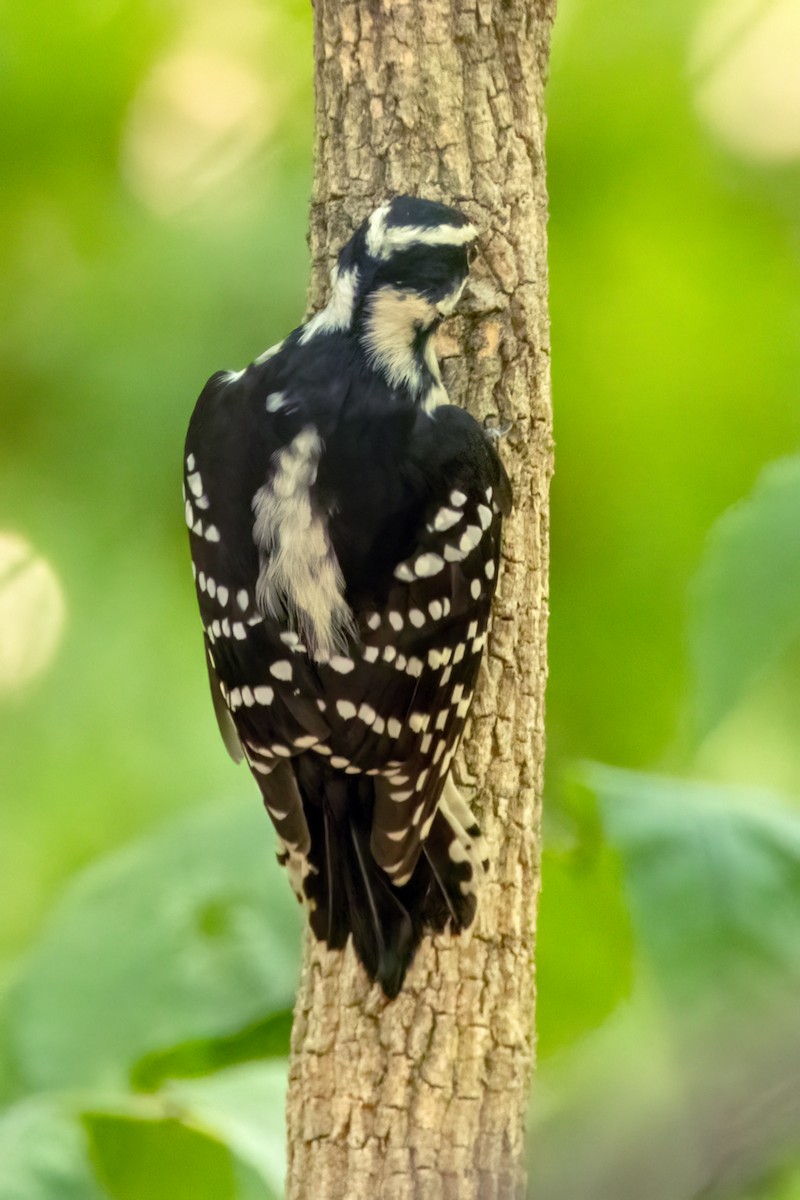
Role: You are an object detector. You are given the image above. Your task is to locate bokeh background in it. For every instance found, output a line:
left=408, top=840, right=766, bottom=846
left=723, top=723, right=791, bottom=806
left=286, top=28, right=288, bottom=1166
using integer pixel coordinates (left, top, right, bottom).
left=1, top=1, right=799, bottom=1196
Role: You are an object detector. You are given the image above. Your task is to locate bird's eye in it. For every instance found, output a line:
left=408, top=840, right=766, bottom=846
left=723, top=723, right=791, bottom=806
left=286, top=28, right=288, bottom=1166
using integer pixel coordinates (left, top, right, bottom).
left=467, top=245, right=478, bottom=265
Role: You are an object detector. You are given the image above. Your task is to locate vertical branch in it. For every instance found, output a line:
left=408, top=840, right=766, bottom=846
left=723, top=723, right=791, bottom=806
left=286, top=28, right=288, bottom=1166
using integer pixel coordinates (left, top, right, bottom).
left=287, top=1, right=555, bottom=1196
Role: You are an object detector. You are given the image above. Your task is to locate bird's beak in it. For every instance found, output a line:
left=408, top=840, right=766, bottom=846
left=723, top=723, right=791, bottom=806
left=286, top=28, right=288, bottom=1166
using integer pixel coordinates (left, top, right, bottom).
left=436, top=277, right=468, bottom=318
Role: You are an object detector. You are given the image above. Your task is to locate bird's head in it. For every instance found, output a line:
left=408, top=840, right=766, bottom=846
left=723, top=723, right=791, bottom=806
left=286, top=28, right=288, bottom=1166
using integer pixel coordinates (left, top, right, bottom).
left=341, top=195, right=478, bottom=317
left=306, top=196, right=478, bottom=395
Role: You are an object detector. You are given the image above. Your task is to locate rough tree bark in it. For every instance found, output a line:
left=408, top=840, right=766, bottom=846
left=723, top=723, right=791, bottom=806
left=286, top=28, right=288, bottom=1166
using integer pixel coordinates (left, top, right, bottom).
left=286, top=1, right=555, bottom=1197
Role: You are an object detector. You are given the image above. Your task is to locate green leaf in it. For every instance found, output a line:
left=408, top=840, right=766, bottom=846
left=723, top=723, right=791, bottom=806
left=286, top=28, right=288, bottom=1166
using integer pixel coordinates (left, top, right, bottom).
left=584, top=764, right=800, bottom=1005
left=166, top=1062, right=287, bottom=1198
left=689, top=455, right=800, bottom=739
left=0, top=988, right=26, bottom=1108
left=530, top=767, right=800, bottom=1200
left=131, top=1010, right=293, bottom=1092
left=739, top=1159, right=800, bottom=1200
left=9, top=804, right=303, bottom=1091
left=75, top=1063, right=287, bottom=1200
left=537, top=782, right=635, bottom=1057
left=83, top=1113, right=237, bottom=1200
left=0, top=1097, right=106, bottom=1200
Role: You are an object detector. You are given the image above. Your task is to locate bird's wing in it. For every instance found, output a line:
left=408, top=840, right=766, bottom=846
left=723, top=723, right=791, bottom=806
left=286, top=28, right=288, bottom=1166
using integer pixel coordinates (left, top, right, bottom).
left=307, top=405, right=511, bottom=885
left=186, top=365, right=510, bottom=894
left=184, top=362, right=335, bottom=866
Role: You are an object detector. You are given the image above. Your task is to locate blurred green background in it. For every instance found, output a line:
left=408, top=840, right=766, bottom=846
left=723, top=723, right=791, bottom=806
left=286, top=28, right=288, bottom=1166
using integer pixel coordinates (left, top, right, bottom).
left=1, top=0, right=799, bottom=1196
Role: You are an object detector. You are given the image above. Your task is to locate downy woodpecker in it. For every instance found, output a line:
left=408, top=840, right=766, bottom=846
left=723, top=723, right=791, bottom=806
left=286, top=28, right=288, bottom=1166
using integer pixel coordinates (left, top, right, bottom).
left=184, top=196, right=511, bottom=997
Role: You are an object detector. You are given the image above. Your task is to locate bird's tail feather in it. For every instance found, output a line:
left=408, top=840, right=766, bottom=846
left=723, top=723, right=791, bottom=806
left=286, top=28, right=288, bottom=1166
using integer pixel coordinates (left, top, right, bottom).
left=420, top=781, right=487, bottom=936
left=294, top=760, right=484, bottom=998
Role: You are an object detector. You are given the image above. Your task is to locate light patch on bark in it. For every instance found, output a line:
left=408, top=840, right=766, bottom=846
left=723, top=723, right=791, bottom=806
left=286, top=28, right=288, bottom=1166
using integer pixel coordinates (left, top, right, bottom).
left=478, top=320, right=502, bottom=359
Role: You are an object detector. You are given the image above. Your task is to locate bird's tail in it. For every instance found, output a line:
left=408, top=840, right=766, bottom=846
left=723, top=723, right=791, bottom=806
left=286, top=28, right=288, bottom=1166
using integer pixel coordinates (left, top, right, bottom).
left=420, top=776, right=489, bottom=935
left=292, top=760, right=486, bottom=998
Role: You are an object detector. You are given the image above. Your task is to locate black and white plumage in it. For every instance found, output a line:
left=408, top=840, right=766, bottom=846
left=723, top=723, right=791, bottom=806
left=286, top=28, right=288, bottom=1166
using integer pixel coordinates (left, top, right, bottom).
left=184, top=196, right=511, bottom=998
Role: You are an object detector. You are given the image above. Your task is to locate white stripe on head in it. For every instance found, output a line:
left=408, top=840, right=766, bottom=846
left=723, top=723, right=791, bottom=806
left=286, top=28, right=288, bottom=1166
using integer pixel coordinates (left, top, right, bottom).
left=371, top=221, right=478, bottom=261
left=365, top=204, right=391, bottom=257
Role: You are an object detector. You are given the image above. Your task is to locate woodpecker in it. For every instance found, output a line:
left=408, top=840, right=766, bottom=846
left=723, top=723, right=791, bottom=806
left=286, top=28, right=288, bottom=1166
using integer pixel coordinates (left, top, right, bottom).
left=184, top=196, right=511, bottom=997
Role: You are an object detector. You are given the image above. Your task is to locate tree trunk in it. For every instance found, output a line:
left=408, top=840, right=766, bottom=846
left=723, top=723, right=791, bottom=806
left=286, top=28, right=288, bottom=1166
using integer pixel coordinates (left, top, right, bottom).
left=286, top=1, right=555, bottom=1197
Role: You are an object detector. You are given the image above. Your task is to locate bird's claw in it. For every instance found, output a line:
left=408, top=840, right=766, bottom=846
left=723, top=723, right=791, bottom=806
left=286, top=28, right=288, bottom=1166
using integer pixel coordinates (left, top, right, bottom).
left=483, top=416, right=513, bottom=441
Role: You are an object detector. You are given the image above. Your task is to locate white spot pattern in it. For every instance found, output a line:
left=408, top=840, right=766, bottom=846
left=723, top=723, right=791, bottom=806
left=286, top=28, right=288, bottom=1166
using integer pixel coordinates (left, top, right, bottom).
left=431, top=507, right=461, bottom=532
left=459, top=525, right=482, bottom=554
left=329, top=655, right=355, bottom=674
left=414, top=552, right=444, bottom=578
